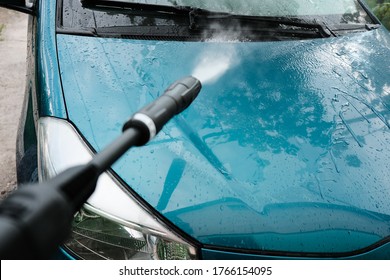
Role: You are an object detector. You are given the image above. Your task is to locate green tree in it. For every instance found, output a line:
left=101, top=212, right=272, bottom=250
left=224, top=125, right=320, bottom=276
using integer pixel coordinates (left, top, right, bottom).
left=366, top=0, right=390, bottom=30
left=373, top=2, right=390, bottom=30
left=365, top=0, right=379, bottom=7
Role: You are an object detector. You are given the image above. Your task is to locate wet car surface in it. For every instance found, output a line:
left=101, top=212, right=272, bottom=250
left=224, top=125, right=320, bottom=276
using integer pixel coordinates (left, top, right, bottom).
left=10, top=0, right=390, bottom=259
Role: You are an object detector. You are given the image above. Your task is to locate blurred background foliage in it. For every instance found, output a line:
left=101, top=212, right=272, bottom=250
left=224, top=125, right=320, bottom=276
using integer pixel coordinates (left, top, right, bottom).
left=0, top=24, right=5, bottom=41
left=365, top=0, right=390, bottom=30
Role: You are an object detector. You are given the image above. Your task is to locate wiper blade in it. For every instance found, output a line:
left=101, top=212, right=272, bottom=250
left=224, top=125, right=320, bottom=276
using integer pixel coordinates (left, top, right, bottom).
left=81, top=0, right=335, bottom=38
left=189, top=11, right=335, bottom=38
left=330, top=23, right=381, bottom=32
left=81, top=0, right=205, bottom=15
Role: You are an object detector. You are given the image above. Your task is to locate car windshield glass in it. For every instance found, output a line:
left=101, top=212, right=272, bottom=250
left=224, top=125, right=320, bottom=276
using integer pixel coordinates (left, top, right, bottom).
left=59, top=0, right=376, bottom=40
left=96, top=0, right=365, bottom=17
left=81, top=0, right=372, bottom=21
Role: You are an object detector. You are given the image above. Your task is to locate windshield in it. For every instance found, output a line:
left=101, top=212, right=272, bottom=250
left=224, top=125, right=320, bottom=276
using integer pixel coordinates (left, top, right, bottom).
left=59, top=0, right=376, bottom=40
left=112, top=0, right=366, bottom=17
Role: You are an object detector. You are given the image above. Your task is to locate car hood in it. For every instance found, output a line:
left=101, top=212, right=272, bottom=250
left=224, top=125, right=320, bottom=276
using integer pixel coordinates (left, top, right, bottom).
left=57, top=29, right=390, bottom=255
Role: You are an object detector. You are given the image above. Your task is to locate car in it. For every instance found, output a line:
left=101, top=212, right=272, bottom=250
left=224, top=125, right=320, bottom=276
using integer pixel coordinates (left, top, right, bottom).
left=1, top=0, right=390, bottom=260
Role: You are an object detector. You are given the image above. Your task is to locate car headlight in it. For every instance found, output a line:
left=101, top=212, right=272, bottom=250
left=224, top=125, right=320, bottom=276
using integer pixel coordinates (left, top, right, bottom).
left=37, top=117, right=198, bottom=260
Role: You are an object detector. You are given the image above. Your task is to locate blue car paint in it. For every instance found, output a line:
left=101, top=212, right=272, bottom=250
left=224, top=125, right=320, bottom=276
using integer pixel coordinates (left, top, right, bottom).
left=201, top=242, right=390, bottom=259
left=36, top=0, right=67, bottom=118
left=14, top=0, right=67, bottom=184
left=56, top=28, right=390, bottom=256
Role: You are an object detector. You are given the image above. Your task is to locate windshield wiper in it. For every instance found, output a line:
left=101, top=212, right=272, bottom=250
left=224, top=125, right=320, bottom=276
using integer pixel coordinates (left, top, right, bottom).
left=81, top=0, right=204, bottom=15
left=81, top=0, right=335, bottom=39
left=188, top=10, right=335, bottom=38
left=329, top=23, right=381, bottom=32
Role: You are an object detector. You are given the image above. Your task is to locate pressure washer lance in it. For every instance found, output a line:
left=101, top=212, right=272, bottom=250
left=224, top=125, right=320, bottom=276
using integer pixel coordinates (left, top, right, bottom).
left=0, top=76, right=202, bottom=259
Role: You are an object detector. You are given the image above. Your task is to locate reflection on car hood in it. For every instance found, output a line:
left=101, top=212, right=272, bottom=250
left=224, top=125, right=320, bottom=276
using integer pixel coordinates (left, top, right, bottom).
left=57, top=30, right=390, bottom=255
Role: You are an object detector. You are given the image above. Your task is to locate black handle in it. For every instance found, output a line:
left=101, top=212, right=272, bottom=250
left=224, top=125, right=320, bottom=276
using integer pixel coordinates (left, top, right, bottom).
left=123, top=76, right=201, bottom=145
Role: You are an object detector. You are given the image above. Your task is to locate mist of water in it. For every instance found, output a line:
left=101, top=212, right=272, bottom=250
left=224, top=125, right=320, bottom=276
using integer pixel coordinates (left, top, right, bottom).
left=192, top=51, right=235, bottom=84
left=191, top=26, right=241, bottom=84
